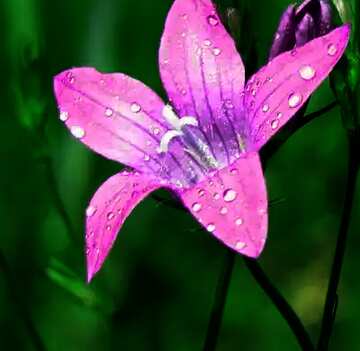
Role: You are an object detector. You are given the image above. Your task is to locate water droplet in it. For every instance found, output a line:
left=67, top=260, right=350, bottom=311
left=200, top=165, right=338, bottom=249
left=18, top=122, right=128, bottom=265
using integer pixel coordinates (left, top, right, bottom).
left=70, top=126, right=85, bottom=139
left=181, top=89, right=187, bottom=95
left=181, top=31, right=186, bottom=37
left=213, top=193, right=220, bottom=200
left=212, top=48, right=221, bottom=56
left=66, top=72, right=75, bottom=83
left=271, top=120, right=279, bottom=129
left=106, top=225, right=112, bottom=231
left=299, top=65, right=316, bottom=80
left=327, top=43, right=337, bottom=56
left=223, top=189, right=237, bottom=202
left=86, top=205, right=97, bottom=217
left=235, top=218, right=243, bottom=226
left=203, top=39, right=212, bottom=47
left=275, top=33, right=280, bottom=40
left=288, top=93, right=302, bottom=108
left=262, top=104, right=269, bottom=112
left=207, top=15, right=219, bottom=26
left=224, top=100, right=234, bottom=109
left=258, top=208, right=266, bottom=215
left=251, top=89, right=256, bottom=96
left=276, top=112, right=283, bottom=118
left=107, top=212, right=115, bottom=220
left=192, top=202, right=202, bottom=212
left=230, top=168, right=238, bottom=175
left=105, top=107, right=113, bottom=117
left=235, top=241, right=247, bottom=250
left=198, top=189, right=205, bottom=197
left=144, top=154, right=150, bottom=161
left=207, top=223, right=216, bottom=232
left=220, top=207, right=228, bottom=215
left=152, top=127, right=160, bottom=135
left=59, top=111, right=68, bottom=122
left=290, top=49, right=297, bottom=56
left=130, top=102, right=141, bottom=113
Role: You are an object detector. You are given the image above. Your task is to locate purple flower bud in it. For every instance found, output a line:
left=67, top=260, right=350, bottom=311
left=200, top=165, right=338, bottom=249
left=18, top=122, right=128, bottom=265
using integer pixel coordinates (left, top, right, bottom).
left=269, top=0, right=332, bottom=59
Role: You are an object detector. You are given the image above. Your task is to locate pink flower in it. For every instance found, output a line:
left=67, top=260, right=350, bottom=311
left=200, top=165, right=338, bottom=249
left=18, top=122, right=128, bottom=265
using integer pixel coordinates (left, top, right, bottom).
left=53, top=0, right=350, bottom=282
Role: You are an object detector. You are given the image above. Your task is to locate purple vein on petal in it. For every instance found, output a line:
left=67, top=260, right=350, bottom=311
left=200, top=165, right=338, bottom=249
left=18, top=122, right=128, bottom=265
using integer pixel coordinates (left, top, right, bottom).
left=198, top=51, right=230, bottom=163
left=216, top=63, right=242, bottom=156
left=181, top=41, right=218, bottom=162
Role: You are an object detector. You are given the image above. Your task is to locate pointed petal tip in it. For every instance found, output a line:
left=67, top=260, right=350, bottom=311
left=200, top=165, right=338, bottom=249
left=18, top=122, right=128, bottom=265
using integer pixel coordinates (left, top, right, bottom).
left=86, top=268, right=95, bottom=284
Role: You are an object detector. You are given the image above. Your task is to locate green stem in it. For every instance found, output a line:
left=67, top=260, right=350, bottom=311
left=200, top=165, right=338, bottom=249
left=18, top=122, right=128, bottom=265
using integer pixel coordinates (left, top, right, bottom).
left=202, top=250, right=235, bottom=351
left=244, top=258, right=315, bottom=351
left=317, top=132, right=360, bottom=350
left=0, top=250, right=46, bottom=351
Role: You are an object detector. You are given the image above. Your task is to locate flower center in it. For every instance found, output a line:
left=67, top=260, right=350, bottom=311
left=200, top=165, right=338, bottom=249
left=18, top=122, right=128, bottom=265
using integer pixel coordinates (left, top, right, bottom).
left=158, top=105, right=219, bottom=170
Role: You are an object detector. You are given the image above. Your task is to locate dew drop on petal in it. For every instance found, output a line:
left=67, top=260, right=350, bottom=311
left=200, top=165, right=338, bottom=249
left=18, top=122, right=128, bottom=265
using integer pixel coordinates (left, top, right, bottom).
left=144, top=154, right=150, bottom=161
left=276, top=112, right=283, bottom=118
left=262, top=104, right=269, bottom=112
left=230, top=168, right=238, bottom=175
left=224, top=100, right=234, bottom=109
left=106, top=225, right=112, bottom=231
left=235, top=218, right=243, bottom=226
left=271, top=120, right=279, bottom=129
left=152, top=127, right=160, bottom=135
left=213, top=193, right=220, bottom=200
left=207, top=15, right=219, bottom=26
left=70, top=126, right=85, bottom=139
left=235, top=241, right=247, bottom=250
left=327, top=43, right=337, bottom=56
left=212, top=48, right=221, bottom=56
left=59, top=111, right=69, bottom=122
left=207, top=223, right=216, bottom=232
left=86, top=205, right=97, bottom=217
left=66, top=72, right=75, bottom=83
left=223, top=189, right=237, bottom=202
left=107, top=212, right=115, bottom=220
left=203, top=39, right=212, bottom=47
left=288, top=93, right=302, bottom=108
left=192, top=202, right=202, bottom=212
left=130, top=102, right=141, bottom=113
left=105, top=107, right=113, bottom=117
left=299, top=65, right=316, bottom=80
left=198, top=189, right=205, bottom=197
left=220, top=207, right=228, bottom=215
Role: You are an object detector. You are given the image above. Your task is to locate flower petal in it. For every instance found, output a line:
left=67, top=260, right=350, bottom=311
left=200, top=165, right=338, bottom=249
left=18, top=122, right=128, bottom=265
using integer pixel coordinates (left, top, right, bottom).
left=54, top=67, right=204, bottom=186
left=179, top=152, right=267, bottom=257
left=159, top=0, right=246, bottom=165
left=243, top=24, right=350, bottom=151
left=85, top=171, right=162, bottom=282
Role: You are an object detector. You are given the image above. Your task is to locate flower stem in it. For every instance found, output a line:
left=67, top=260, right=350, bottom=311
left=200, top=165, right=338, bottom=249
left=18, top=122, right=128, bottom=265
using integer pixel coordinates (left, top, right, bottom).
left=243, top=258, right=315, bottom=351
left=0, top=250, right=47, bottom=351
left=202, top=249, right=235, bottom=351
left=317, top=132, right=360, bottom=351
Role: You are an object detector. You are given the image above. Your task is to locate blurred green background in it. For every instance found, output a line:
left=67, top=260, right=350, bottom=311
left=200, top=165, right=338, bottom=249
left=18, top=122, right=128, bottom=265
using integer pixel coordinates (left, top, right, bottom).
left=1, top=0, right=359, bottom=350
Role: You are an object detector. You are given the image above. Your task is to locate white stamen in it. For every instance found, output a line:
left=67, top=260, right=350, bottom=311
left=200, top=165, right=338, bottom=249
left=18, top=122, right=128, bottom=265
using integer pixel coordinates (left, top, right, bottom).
left=157, top=130, right=183, bottom=153
left=162, top=105, right=182, bottom=130
left=179, top=116, right=199, bottom=128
